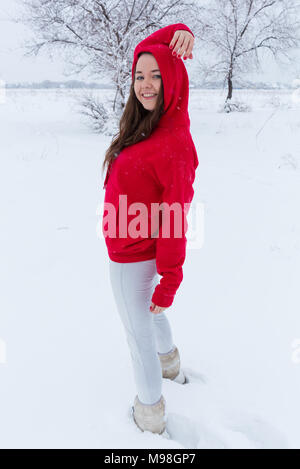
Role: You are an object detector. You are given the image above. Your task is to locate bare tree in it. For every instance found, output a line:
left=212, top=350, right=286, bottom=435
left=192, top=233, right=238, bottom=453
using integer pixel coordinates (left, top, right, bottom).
left=15, top=0, right=201, bottom=132
left=198, top=0, right=300, bottom=110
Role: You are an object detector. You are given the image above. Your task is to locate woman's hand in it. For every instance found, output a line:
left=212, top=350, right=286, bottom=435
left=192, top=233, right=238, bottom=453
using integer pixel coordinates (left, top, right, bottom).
left=169, top=30, right=194, bottom=60
left=150, top=301, right=168, bottom=314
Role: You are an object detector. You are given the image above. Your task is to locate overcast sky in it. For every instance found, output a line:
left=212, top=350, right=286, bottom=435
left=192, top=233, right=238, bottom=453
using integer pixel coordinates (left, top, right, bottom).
left=0, top=0, right=89, bottom=83
left=0, top=0, right=299, bottom=85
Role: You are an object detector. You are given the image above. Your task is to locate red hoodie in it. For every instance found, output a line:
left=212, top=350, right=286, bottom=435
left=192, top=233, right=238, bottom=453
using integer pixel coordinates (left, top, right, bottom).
left=102, top=23, right=199, bottom=308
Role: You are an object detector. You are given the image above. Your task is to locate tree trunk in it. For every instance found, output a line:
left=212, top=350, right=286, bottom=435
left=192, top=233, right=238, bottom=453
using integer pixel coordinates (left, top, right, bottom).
left=227, top=75, right=233, bottom=100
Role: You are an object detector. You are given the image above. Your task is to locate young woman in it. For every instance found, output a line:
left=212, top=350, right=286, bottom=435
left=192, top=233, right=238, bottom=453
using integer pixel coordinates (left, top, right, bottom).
left=102, top=23, right=198, bottom=435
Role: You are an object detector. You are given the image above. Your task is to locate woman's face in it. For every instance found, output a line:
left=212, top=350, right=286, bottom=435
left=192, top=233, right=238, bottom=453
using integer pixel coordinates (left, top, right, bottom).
left=134, top=53, right=162, bottom=111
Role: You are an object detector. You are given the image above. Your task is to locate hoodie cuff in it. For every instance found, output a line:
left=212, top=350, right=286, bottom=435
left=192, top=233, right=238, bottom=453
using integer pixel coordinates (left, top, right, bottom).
left=151, top=288, right=175, bottom=308
left=173, top=23, right=195, bottom=38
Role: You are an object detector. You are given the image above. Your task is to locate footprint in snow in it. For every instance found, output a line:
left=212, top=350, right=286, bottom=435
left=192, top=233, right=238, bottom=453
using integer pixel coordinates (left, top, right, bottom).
left=166, top=411, right=288, bottom=449
left=166, top=413, right=226, bottom=449
left=127, top=369, right=287, bottom=449
left=182, top=367, right=207, bottom=385
left=222, top=409, right=289, bottom=449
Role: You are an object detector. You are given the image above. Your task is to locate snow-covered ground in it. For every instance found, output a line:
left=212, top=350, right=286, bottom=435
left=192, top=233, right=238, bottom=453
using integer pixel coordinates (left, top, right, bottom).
left=0, top=88, right=299, bottom=449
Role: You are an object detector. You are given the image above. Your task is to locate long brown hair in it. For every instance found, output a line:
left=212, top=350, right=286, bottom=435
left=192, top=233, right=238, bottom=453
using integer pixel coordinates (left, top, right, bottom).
left=102, top=52, right=164, bottom=178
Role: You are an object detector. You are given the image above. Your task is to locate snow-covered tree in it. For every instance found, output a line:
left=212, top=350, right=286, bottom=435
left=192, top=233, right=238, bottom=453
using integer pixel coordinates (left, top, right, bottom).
left=198, top=0, right=300, bottom=110
left=16, top=0, right=201, bottom=131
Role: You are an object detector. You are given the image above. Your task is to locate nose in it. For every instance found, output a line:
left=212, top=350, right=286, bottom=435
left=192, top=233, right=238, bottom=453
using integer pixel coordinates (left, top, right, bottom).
left=142, top=77, right=153, bottom=89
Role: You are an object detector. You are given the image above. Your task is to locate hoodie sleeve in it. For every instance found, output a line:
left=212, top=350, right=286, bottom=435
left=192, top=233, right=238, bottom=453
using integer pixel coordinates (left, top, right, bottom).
left=151, top=136, right=196, bottom=308
left=138, top=23, right=194, bottom=48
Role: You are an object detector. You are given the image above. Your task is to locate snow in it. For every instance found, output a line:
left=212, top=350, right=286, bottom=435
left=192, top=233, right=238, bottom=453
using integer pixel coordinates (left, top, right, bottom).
left=0, top=87, right=299, bottom=449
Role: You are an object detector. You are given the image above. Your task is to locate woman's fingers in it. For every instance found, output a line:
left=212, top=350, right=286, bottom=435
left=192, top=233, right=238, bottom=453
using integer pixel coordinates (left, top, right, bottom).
left=173, top=36, right=188, bottom=56
left=150, top=302, right=167, bottom=314
left=169, top=30, right=194, bottom=60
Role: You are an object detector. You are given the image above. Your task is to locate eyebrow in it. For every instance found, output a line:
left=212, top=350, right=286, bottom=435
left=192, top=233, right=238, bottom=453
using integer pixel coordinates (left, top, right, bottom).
left=135, top=69, right=161, bottom=74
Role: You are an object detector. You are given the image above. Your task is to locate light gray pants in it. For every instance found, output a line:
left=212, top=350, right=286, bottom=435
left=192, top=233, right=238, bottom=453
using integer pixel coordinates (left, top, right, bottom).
left=109, top=258, right=175, bottom=405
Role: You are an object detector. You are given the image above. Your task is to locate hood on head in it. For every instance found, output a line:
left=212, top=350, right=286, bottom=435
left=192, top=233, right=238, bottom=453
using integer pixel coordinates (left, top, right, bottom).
left=132, top=34, right=190, bottom=130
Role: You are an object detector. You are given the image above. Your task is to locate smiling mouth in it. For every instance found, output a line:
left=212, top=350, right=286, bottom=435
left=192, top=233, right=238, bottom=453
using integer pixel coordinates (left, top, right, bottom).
left=142, top=94, right=157, bottom=100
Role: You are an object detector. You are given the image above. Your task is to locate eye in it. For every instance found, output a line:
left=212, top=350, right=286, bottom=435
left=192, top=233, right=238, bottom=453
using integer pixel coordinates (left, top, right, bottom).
left=136, top=75, right=161, bottom=80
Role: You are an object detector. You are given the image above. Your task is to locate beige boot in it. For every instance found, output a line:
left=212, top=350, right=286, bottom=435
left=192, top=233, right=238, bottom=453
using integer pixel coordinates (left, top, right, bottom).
left=158, top=346, right=186, bottom=384
left=132, top=395, right=166, bottom=435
